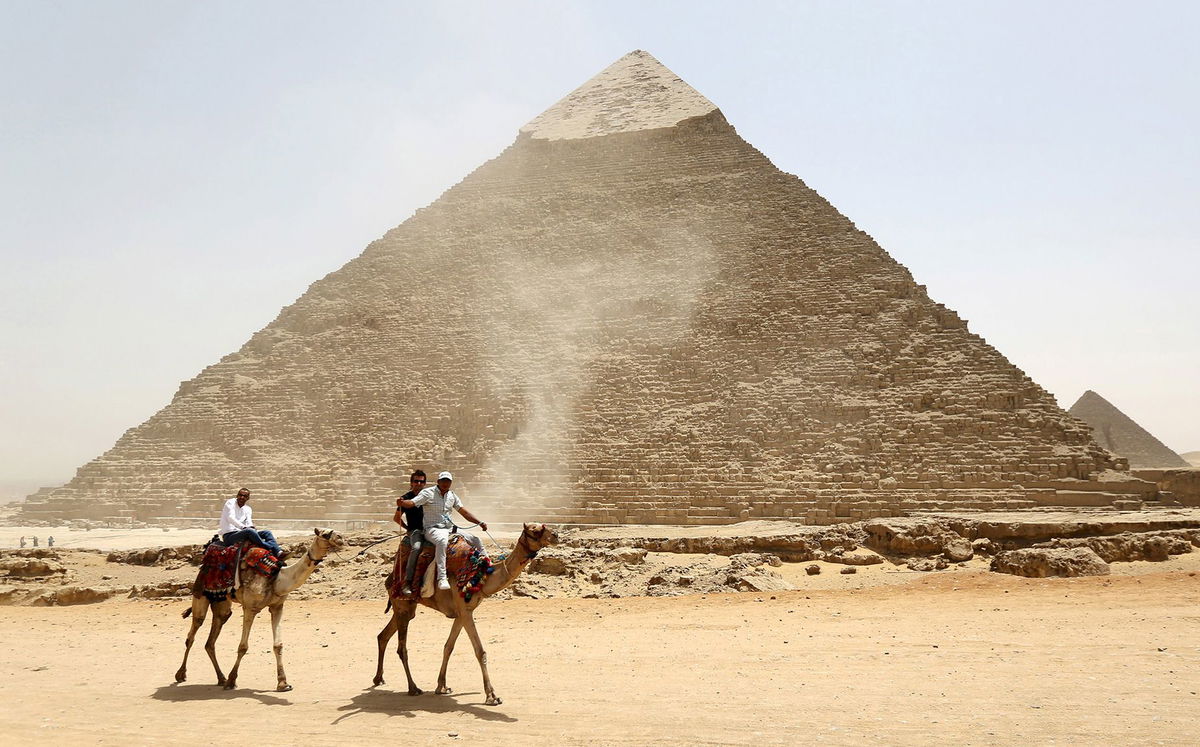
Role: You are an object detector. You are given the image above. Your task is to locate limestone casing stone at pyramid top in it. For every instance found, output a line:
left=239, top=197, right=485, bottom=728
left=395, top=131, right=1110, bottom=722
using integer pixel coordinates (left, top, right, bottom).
left=520, top=50, right=720, bottom=141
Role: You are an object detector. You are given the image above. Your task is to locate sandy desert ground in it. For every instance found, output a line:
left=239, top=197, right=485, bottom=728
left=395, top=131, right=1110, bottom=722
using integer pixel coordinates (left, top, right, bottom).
left=2, top=557, right=1198, bottom=745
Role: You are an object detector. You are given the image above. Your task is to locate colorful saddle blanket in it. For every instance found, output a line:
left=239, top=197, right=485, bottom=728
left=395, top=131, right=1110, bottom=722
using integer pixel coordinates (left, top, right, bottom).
left=200, top=544, right=239, bottom=600
left=453, top=544, right=496, bottom=603
left=388, top=534, right=495, bottom=601
left=386, top=538, right=494, bottom=602
left=243, top=546, right=281, bottom=577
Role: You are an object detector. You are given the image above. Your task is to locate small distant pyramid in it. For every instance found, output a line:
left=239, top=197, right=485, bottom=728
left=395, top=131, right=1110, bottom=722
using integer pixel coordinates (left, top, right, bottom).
left=1068, top=391, right=1188, bottom=468
left=1179, top=451, right=1200, bottom=468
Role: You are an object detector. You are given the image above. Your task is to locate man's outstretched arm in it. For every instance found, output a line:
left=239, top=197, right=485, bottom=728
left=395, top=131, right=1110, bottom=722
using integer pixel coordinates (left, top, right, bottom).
left=456, top=506, right=487, bottom=532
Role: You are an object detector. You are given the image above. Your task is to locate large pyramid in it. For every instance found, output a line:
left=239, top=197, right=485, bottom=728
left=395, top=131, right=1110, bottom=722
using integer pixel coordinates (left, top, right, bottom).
left=23, top=51, right=1118, bottom=526
left=1068, top=390, right=1188, bottom=468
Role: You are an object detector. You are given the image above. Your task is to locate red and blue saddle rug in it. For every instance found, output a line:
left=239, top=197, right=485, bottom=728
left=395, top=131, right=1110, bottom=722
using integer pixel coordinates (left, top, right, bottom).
left=388, top=535, right=498, bottom=602
left=199, top=544, right=281, bottom=601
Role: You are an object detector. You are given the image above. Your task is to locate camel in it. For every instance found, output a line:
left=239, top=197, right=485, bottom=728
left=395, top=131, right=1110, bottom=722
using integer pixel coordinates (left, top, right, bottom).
left=175, top=528, right=345, bottom=691
left=373, top=522, right=559, bottom=705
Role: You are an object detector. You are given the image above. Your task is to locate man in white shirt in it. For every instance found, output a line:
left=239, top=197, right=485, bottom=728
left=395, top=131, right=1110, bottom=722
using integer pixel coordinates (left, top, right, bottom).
left=400, top=471, right=488, bottom=590
left=219, top=488, right=284, bottom=558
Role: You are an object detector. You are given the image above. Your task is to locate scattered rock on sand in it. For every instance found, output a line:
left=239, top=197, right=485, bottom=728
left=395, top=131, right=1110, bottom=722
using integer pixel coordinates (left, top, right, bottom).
left=943, top=538, right=974, bottom=563
left=733, top=572, right=795, bottom=592
left=32, top=586, right=122, bottom=606
left=825, top=548, right=884, bottom=566
left=991, top=548, right=1110, bottom=578
left=839, top=567, right=857, bottom=575
left=971, top=538, right=996, bottom=556
left=805, top=564, right=821, bottom=575
left=906, top=557, right=948, bottom=572
left=530, top=555, right=570, bottom=576
left=129, top=581, right=192, bottom=599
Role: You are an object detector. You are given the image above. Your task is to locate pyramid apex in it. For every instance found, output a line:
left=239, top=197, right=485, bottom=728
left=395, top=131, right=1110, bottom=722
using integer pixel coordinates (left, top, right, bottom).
left=521, top=50, right=719, bottom=141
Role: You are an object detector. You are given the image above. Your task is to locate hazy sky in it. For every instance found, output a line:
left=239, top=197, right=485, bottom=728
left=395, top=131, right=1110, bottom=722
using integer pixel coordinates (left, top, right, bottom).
left=2, top=1, right=1197, bottom=498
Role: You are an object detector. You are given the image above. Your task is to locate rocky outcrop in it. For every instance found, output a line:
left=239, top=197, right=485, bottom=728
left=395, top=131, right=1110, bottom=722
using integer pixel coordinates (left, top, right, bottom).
left=518, top=546, right=793, bottom=598
left=990, top=548, right=1110, bottom=578
left=824, top=548, right=885, bottom=566
left=106, top=545, right=205, bottom=566
left=1040, top=532, right=1196, bottom=562
left=30, top=586, right=123, bottom=606
left=0, top=557, right=67, bottom=578
left=128, top=581, right=193, bottom=599
left=863, top=518, right=971, bottom=560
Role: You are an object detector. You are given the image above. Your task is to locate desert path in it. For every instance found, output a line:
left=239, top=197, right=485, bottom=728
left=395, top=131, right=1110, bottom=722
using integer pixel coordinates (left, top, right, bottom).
left=1, top=570, right=1197, bottom=745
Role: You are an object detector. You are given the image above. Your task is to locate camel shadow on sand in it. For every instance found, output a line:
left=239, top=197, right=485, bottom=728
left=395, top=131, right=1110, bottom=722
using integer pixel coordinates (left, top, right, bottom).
left=152, top=682, right=293, bottom=707
left=332, top=687, right=518, bottom=724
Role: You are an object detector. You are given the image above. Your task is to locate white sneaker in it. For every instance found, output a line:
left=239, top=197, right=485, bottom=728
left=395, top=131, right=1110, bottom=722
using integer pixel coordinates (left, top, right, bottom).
left=437, top=578, right=451, bottom=590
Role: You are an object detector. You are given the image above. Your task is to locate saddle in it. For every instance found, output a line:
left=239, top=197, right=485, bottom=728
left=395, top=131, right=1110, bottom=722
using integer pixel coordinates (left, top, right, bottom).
left=199, top=544, right=239, bottom=601
left=198, top=542, right=281, bottom=601
left=388, top=535, right=494, bottom=600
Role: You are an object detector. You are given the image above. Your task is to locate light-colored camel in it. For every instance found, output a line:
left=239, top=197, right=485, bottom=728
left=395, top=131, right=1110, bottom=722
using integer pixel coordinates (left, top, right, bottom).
left=374, top=522, right=559, bottom=705
left=175, top=528, right=345, bottom=691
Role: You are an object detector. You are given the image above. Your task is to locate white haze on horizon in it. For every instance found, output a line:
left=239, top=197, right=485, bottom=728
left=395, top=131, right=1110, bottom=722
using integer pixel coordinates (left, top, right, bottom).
left=1, top=1, right=1197, bottom=499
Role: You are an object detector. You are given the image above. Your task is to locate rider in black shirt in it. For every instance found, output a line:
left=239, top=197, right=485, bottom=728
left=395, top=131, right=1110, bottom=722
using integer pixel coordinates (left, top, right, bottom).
left=394, top=469, right=427, bottom=595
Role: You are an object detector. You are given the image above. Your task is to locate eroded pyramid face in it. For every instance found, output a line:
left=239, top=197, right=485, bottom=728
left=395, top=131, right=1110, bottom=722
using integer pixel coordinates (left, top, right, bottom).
left=23, top=51, right=1116, bottom=526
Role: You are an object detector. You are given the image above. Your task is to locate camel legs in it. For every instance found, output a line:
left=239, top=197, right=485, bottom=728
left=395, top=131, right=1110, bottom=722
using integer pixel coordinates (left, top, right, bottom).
left=269, top=604, right=291, bottom=692
left=375, top=599, right=423, bottom=694
left=373, top=607, right=398, bottom=686
left=435, top=617, right=465, bottom=695
left=395, top=601, right=422, bottom=695
left=460, top=612, right=501, bottom=705
left=203, top=599, right=233, bottom=685
left=175, top=596, right=210, bottom=682
left=223, top=605, right=259, bottom=690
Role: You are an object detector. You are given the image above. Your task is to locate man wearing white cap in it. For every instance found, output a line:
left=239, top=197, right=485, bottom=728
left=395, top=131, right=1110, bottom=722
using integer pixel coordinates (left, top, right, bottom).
left=400, top=471, right=489, bottom=590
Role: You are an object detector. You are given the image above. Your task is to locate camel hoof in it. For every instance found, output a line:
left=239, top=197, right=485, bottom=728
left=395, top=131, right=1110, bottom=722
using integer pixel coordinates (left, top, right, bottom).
left=223, top=680, right=236, bottom=690
left=174, top=671, right=186, bottom=683
left=436, top=686, right=452, bottom=695
left=372, top=677, right=384, bottom=686
left=408, top=687, right=424, bottom=696
left=486, top=694, right=502, bottom=706
left=277, top=684, right=293, bottom=692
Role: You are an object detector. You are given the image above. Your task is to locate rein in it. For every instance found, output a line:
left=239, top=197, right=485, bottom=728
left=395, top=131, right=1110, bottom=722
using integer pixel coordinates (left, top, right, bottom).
left=352, top=533, right=403, bottom=558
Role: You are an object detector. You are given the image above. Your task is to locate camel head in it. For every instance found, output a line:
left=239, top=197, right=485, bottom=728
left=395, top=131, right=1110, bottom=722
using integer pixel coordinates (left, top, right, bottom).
left=311, top=527, right=346, bottom=556
left=521, top=523, right=559, bottom=553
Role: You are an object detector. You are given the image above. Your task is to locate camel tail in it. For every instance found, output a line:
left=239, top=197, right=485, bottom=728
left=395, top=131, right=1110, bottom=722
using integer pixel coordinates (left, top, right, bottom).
left=181, top=607, right=192, bottom=619
left=384, top=598, right=392, bottom=614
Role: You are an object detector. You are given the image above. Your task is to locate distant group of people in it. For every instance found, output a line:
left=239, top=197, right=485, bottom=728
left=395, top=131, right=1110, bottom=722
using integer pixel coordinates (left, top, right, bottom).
left=212, top=470, right=488, bottom=587
left=18, top=535, right=53, bottom=548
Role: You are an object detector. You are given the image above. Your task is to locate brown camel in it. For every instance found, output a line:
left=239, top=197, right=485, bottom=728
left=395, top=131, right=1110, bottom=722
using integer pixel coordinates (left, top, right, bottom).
left=175, top=528, right=345, bottom=691
left=373, top=522, right=559, bottom=705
